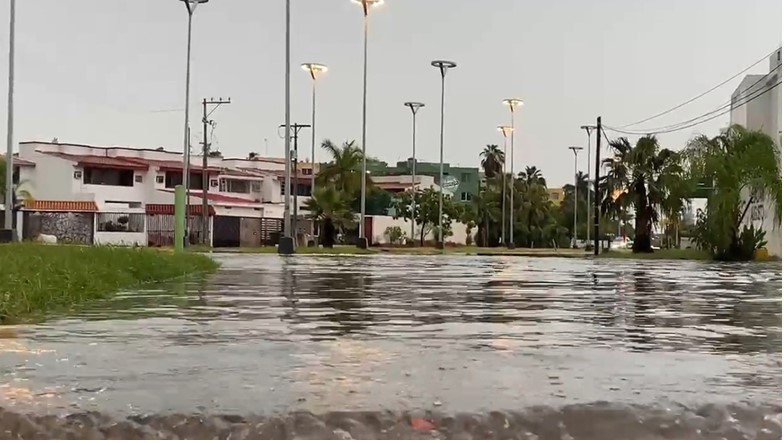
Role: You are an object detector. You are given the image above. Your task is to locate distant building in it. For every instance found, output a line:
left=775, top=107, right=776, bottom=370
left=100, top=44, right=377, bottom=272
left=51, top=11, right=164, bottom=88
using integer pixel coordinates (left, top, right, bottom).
left=547, top=188, right=565, bottom=205
left=730, top=47, right=781, bottom=256
left=368, top=159, right=480, bottom=203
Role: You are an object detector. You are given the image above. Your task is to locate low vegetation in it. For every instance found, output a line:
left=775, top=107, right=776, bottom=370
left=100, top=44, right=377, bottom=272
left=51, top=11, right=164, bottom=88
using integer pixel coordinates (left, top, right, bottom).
left=0, top=244, right=218, bottom=322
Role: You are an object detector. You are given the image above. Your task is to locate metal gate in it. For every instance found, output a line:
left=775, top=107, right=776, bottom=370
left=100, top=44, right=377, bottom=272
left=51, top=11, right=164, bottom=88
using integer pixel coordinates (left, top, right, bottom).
left=147, top=214, right=206, bottom=247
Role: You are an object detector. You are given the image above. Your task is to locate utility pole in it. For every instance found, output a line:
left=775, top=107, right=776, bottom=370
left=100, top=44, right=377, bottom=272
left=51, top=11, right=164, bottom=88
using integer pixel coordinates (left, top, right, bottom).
left=594, top=117, right=602, bottom=256
left=279, top=123, right=310, bottom=248
left=201, top=97, right=231, bottom=245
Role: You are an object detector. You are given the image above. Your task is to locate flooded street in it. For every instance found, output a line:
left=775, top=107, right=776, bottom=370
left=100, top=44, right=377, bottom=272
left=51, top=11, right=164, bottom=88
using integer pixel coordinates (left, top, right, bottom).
left=1, top=254, right=781, bottom=439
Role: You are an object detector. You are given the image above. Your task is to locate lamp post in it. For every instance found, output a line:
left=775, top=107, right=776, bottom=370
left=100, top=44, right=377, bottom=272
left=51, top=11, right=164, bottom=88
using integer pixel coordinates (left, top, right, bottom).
left=502, top=98, right=523, bottom=248
left=404, top=101, right=424, bottom=242
left=569, top=146, right=583, bottom=248
left=302, top=63, right=328, bottom=239
left=178, top=0, right=208, bottom=248
left=580, top=124, right=596, bottom=250
left=301, top=63, right=328, bottom=198
left=4, top=0, right=16, bottom=233
left=351, top=0, right=383, bottom=249
left=278, top=0, right=295, bottom=254
left=497, top=125, right=513, bottom=248
left=431, top=60, right=457, bottom=249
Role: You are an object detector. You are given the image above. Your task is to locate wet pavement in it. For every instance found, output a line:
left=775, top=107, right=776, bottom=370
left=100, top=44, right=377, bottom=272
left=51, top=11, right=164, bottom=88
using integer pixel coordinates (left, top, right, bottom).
left=0, top=254, right=781, bottom=439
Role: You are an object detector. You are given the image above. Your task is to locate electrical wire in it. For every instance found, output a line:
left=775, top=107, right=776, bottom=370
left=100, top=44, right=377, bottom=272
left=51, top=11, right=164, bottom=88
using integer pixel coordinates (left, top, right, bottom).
left=617, top=48, right=780, bottom=129
left=606, top=78, right=781, bottom=136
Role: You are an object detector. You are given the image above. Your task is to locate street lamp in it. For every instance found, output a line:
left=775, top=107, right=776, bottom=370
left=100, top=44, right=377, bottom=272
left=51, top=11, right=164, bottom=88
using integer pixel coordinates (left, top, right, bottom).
left=301, top=63, right=328, bottom=200
left=4, top=0, right=16, bottom=233
left=404, top=101, right=425, bottom=242
left=581, top=124, right=596, bottom=250
left=352, top=0, right=383, bottom=249
left=497, top=125, right=514, bottom=248
left=178, top=0, right=209, bottom=248
left=569, top=146, right=583, bottom=248
left=279, top=0, right=294, bottom=254
left=431, top=60, right=457, bottom=249
left=502, top=98, right=523, bottom=248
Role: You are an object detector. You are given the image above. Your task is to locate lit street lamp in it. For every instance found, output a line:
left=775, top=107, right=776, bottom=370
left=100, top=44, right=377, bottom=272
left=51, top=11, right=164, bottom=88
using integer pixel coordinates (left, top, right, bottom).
left=404, top=101, right=424, bottom=242
left=178, top=0, right=208, bottom=248
left=502, top=98, right=523, bottom=248
left=4, top=0, right=16, bottom=234
left=569, top=146, right=583, bottom=248
left=497, top=125, right=514, bottom=247
left=581, top=124, right=596, bottom=250
left=352, top=0, right=383, bottom=249
left=431, top=60, right=457, bottom=249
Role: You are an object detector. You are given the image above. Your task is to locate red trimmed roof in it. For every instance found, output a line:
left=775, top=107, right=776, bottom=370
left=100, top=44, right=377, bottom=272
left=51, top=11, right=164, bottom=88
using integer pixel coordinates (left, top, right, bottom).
left=146, top=204, right=215, bottom=216
left=24, top=200, right=98, bottom=213
left=0, top=155, right=35, bottom=167
left=46, top=152, right=149, bottom=169
left=123, top=157, right=222, bottom=172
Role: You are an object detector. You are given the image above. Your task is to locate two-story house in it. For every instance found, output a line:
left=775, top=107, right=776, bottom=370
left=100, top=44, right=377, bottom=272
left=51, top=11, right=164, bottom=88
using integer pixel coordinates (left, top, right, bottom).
left=14, top=140, right=309, bottom=247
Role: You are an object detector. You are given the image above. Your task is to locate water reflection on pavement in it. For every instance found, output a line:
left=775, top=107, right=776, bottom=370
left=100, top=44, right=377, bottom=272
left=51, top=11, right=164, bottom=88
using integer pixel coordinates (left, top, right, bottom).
left=0, top=254, right=780, bottom=438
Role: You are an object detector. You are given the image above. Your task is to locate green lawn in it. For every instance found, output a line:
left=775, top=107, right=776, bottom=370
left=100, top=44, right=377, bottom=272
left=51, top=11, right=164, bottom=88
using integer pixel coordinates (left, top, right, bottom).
left=0, top=243, right=218, bottom=323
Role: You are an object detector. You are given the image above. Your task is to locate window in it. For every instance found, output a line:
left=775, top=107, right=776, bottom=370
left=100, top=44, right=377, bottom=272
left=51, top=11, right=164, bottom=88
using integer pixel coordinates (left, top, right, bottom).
left=83, top=167, right=134, bottom=187
left=96, top=213, right=145, bottom=232
left=280, top=182, right=285, bottom=196
left=74, top=170, right=82, bottom=180
left=219, top=178, right=250, bottom=194
left=156, top=175, right=164, bottom=184
left=135, top=175, right=143, bottom=183
left=302, top=168, right=313, bottom=176
left=210, top=179, right=219, bottom=188
left=460, top=192, right=472, bottom=201
left=460, top=172, right=471, bottom=182
left=165, top=171, right=204, bottom=190
left=296, top=184, right=311, bottom=196
left=251, top=182, right=261, bottom=193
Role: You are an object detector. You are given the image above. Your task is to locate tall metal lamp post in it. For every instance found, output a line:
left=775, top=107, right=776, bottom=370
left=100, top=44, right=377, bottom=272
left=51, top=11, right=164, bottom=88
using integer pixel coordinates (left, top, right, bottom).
left=497, top=125, right=513, bottom=248
left=404, top=101, right=424, bottom=241
left=178, top=0, right=208, bottom=248
left=568, top=146, right=583, bottom=248
left=580, top=124, right=596, bottom=249
left=4, top=0, right=16, bottom=235
left=502, top=98, right=523, bottom=248
left=302, top=63, right=328, bottom=239
left=278, top=0, right=294, bottom=254
left=431, top=60, right=457, bottom=249
left=351, top=0, right=383, bottom=249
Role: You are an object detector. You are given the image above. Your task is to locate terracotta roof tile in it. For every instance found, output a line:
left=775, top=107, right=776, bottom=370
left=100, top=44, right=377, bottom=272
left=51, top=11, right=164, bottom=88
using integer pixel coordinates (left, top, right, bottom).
left=145, top=204, right=215, bottom=216
left=0, top=155, right=35, bottom=167
left=24, top=200, right=98, bottom=213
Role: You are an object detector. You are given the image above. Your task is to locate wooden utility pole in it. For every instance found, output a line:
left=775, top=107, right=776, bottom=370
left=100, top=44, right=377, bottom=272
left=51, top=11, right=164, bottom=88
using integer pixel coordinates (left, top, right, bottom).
left=201, top=97, right=231, bottom=245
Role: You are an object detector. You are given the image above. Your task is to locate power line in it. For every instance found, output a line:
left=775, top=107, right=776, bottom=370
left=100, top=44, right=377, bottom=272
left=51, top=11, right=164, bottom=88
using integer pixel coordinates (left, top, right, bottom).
left=606, top=78, right=781, bottom=136
left=617, top=48, right=780, bottom=129
left=609, top=64, right=780, bottom=134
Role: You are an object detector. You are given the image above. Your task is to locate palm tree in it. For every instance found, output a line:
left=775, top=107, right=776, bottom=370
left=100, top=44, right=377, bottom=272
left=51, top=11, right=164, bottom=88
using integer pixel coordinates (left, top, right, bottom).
left=471, top=188, right=500, bottom=246
left=316, top=140, right=372, bottom=196
left=480, top=144, right=505, bottom=179
left=603, top=135, right=684, bottom=253
left=684, top=125, right=781, bottom=260
left=304, top=185, right=356, bottom=233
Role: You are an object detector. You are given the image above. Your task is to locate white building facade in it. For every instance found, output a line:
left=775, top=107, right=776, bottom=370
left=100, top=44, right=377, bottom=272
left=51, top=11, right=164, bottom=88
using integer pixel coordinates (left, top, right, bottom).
left=730, top=47, right=782, bottom=256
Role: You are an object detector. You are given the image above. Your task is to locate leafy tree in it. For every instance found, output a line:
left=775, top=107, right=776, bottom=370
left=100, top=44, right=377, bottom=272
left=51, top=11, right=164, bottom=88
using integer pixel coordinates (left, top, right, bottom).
left=684, top=125, right=781, bottom=260
left=0, top=156, right=33, bottom=211
left=392, top=188, right=460, bottom=246
left=602, top=135, right=684, bottom=253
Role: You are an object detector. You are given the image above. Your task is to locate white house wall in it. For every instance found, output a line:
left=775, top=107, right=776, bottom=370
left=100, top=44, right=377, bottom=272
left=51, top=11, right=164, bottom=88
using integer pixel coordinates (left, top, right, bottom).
left=370, top=215, right=476, bottom=245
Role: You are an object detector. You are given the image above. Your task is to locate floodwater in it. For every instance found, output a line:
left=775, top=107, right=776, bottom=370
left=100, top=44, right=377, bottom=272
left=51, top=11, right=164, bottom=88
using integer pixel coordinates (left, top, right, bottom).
left=0, top=254, right=781, bottom=439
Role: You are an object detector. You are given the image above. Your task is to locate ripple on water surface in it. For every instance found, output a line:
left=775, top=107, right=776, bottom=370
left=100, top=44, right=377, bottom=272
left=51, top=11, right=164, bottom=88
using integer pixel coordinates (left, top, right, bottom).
left=0, top=255, right=780, bottom=436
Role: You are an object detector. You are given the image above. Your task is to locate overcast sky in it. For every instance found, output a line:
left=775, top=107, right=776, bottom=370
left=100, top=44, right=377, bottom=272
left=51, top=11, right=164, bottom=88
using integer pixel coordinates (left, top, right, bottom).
left=0, top=0, right=780, bottom=186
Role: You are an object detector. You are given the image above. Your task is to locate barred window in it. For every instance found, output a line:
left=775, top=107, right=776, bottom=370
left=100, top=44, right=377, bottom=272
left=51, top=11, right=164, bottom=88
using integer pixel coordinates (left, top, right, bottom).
left=96, top=213, right=145, bottom=232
